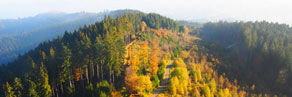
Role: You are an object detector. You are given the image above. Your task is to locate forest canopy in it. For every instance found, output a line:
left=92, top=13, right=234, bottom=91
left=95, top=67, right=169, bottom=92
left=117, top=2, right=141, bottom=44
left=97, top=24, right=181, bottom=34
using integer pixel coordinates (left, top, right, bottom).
left=1, top=10, right=292, bottom=97
left=201, top=21, right=292, bottom=96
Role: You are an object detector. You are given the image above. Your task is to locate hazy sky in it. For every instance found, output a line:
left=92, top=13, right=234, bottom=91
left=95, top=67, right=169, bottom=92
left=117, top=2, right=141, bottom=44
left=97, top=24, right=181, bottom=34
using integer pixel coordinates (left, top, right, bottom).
left=1, top=0, right=292, bottom=24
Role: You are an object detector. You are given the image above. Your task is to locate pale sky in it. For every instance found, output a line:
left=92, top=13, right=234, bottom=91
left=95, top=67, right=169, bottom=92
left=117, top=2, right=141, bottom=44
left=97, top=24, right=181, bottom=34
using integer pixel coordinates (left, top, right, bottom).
left=0, top=0, right=292, bottom=24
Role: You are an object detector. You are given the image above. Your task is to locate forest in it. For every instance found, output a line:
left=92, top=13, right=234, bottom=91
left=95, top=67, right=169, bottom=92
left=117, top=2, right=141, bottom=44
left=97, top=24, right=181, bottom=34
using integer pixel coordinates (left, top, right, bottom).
left=0, top=11, right=291, bottom=97
left=0, top=9, right=139, bottom=65
left=201, top=21, right=292, bottom=96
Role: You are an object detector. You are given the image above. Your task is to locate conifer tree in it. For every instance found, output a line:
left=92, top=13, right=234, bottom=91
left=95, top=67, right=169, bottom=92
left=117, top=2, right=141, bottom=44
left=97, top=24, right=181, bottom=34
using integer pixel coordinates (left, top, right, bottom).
left=38, top=63, right=52, bottom=97
left=12, top=77, right=24, bottom=97
left=3, top=82, right=15, bottom=97
left=26, top=80, right=39, bottom=97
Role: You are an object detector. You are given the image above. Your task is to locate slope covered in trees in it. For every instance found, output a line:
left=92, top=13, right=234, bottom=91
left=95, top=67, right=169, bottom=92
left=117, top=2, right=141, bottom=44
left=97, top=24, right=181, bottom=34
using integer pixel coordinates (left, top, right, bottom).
left=200, top=21, right=292, bottom=96
left=0, top=11, right=282, bottom=97
left=0, top=9, right=139, bottom=65
left=0, top=12, right=187, bottom=97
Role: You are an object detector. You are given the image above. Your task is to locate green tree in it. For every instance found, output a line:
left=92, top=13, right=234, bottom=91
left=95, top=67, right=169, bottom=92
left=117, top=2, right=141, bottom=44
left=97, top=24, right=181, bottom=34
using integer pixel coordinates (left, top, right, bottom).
left=38, top=63, right=52, bottom=97
left=58, top=44, right=73, bottom=83
left=3, top=82, right=15, bottom=97
left=27, top=80, right=39, bottom=97
left=12, top=77, right=24, bottom=97
left=59, top=44, right=74, bottom=95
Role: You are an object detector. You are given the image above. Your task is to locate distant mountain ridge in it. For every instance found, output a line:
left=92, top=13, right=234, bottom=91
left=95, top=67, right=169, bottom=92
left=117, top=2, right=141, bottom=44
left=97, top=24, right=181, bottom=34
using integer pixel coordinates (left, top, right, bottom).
left=0, top=9, right=140, bottom=65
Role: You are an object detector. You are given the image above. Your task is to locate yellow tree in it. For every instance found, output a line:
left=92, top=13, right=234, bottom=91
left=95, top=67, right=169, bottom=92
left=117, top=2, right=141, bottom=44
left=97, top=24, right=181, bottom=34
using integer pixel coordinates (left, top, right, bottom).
left=218, top=88, right=232, bottom=97
left=135, top=75, right=153, bottom=94
left=191, top=86, right=201, bottom=97
left=169, top=76, right=179, bottom=95
left=191, top=64, right=202, bottom=83
left=149, top=39, right=160, bottom=75
left=173, top=58, right=186, bottom=67
left=209, top=79, right=217, bottom=95
left=125, top=65, right=139, bottom=93
left=125, top=64, right=152, bottom=95
left=139, top=41, right=149, bottom=67
left=203, top=86, right=212, bottom=97
left=141, top=21, right=147, bottom=32
left=169, top=67, right=190, bottom=95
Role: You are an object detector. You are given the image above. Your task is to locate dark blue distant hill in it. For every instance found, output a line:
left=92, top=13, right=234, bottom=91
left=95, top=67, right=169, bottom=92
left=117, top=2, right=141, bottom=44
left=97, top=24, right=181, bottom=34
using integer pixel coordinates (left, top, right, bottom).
left=0, top=9, right=140, bottom=64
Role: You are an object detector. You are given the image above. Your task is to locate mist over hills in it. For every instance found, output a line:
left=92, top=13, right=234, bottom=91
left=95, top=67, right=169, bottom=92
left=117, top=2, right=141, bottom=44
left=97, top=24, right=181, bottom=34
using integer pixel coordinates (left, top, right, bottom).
left=0, top=9, right=140, bottom=64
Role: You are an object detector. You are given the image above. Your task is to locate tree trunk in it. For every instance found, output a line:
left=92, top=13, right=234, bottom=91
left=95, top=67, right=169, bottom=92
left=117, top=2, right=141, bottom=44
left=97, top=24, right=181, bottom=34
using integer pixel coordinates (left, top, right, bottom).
left=90, top=63, right=94, bottom=83
left=113, top=70, right=115, bottom=86
left=109, top=67, right=112, bottom=85
left=85, top=66, right=89, bottom=84
left=60, top=83, right=64, bottom=94
left=96, top=64, right=100, bottom=82
left=101, top=64, right=104, bottom=81
left=52, top=87, right=56, bottom=97
left=80, top=68, right=85, bottom=88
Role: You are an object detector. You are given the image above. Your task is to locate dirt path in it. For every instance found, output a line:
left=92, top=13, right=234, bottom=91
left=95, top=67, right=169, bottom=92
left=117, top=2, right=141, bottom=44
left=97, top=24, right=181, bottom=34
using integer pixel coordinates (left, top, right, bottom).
left=151, top=60, right=174, bottom=97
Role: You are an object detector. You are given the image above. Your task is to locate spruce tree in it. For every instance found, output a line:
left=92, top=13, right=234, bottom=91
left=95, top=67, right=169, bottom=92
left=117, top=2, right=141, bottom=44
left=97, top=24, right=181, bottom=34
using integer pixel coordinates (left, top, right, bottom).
left=38, top=63, right=52, bottom=97
left=3, top=82, right=15, bottom=97
left=12, top=77, right=24, bottom=97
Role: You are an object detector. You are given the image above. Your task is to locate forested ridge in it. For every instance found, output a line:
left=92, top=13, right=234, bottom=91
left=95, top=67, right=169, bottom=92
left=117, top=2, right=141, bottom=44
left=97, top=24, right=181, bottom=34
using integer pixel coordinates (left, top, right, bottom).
left=0, top=9, right=139, bottom=65
left=0, top=11, right=289, bottom=97
left=201, top=21, right=292, bottom=96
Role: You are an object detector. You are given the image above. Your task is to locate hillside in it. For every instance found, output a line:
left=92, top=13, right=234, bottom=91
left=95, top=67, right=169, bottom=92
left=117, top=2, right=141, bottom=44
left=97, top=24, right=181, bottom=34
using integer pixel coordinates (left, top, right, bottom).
left=0, top=12, right=269, bottom=97
left=0, top=9, right=139, bottom=64
left=200, top=21, right=292, bottom=96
